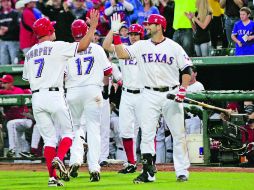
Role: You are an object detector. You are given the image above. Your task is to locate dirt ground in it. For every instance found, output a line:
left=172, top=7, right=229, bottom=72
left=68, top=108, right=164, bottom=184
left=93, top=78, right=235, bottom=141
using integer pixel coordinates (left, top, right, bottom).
left=1, top=162, right=254, bottom=173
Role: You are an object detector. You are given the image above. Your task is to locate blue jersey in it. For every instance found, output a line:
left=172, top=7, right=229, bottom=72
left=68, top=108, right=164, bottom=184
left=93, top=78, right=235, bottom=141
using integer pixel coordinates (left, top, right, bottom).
left=105, top=1, right=133, bottom=26
left=232, top=20, right=254, bottom=55
left=136, top=6, right=159, bottom=25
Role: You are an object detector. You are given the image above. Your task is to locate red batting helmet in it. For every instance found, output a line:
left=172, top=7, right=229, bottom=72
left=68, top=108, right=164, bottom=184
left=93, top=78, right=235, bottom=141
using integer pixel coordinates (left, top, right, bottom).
left=147, top=14, right=167, bottom=31
left=128, top=24, right=144, bottom=39
left=33, top=17, right=56, bottom=38
left=71, top=19, right=88, bottom=41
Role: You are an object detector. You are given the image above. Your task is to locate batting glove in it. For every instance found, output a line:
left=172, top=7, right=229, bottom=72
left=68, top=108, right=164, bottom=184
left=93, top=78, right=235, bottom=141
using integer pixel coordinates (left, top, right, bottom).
left=174, top=86, right=187, bottom=103
left=111, top=13, right=124, bottom=34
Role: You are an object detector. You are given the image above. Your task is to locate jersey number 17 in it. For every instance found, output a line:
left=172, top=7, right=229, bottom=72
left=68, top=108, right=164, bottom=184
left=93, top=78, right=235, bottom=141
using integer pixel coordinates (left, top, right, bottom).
left=75, top=56, right=94, bottom=75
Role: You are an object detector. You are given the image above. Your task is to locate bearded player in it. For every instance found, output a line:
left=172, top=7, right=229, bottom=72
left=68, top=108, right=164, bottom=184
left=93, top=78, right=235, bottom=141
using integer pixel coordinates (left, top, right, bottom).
left=111, top=13, right=192, bottom=183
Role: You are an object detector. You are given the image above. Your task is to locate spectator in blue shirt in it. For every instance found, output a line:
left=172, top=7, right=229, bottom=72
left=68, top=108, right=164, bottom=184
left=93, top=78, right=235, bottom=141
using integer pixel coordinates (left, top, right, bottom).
left=128, top=0, right=142, bottom=23
left=136, top=0, right=159, bottom=26
left=231, top=7, right=254, bottom=56
left=104, top=0, right=134, bottom=26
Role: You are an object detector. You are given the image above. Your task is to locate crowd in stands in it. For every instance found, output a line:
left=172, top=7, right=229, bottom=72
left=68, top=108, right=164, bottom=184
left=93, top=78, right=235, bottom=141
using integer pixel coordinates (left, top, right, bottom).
left=0, top=0, right=254, bottom=166
left=0, top=0, right=254, bottom=65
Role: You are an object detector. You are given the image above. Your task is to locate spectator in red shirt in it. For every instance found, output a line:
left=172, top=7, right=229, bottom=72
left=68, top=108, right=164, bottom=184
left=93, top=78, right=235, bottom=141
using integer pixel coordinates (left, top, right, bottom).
left=86, top=0, right=109, bottom=36
left=0, top=74, right=33, bottom=157
left=19, top=0, right=38, bottom=54
left=0, top=74, right=25, bottom=121
left=0, top=74, right=24, bottom=94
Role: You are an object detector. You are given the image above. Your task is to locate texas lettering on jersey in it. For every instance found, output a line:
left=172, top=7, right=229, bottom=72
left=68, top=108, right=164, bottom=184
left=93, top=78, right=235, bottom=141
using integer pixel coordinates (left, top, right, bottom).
left=141, top=53, right=174, bottom=65
left=124, top=59, right=137, bottom=65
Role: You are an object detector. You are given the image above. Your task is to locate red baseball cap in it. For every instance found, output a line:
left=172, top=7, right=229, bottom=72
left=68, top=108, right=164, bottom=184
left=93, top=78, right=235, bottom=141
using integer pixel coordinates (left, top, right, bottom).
left=0, top=75, right=14, bottom=83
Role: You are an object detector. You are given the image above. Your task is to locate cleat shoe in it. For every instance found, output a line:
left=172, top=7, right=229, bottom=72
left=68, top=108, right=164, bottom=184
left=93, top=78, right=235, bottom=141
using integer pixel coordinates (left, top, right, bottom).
left=6, top=149, right=15, bottom=158
left=177, top=175, right=188, bottom=182
left=118, top=163, right=137, bottom=174
left=152, top=165, right=158, bottom=173
left=19, top=152, right=35, bottom=158
left=69, top=163, right=80, bottom=178
left=52, top=157, right=70, bottom=182
left=90, top=171, right=100, bottom=182
left=133, top=153, right=156, bottom=184
left=99, top=161, right=109, bottom=167
left=133, top=171, right=156, bottom=184
left=48, top=177, right=64, bottom=187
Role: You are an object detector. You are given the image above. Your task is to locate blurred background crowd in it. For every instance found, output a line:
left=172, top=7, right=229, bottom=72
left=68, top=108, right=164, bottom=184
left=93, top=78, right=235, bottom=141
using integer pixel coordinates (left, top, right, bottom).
left=1, top=0, right=254, bottom=66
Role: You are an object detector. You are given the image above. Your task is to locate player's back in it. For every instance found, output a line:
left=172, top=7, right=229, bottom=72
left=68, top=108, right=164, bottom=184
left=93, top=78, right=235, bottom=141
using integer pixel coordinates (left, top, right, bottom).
left=65, top=43, right=111, bottom=88
left=23, top=41, right=78, bottom=91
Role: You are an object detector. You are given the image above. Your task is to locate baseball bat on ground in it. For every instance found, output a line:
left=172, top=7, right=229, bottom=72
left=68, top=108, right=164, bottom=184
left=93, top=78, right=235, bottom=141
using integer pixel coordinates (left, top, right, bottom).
left=166, top=94, right=231, bottom=114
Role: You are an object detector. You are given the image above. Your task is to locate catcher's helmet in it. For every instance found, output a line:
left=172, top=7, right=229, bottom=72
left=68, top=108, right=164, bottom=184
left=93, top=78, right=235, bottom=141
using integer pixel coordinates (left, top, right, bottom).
left=71, top=19, right=88, bottom=41
left=147, top=14, right=167, bottom=31
left=128, top=24, right=144, bottom=39
left=33, top=17, right=56, bottom=38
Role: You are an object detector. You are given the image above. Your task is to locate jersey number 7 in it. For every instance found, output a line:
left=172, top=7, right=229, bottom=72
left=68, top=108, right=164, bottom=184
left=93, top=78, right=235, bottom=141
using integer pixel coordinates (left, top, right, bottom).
left=34, top=58, right=45, bottom=78
left=75, top=56, right=94, bottom=75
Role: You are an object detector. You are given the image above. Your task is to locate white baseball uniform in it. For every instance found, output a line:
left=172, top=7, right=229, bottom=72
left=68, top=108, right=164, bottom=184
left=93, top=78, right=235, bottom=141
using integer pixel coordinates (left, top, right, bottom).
left=187, top=81, right=204, bottom=93
left=22, top=41, right=78, bottom=147
left=7, top=119, right=33, bottom=156
left=100, top=66, right=122, bottom=164
left=109, top=112, right=127, bottom=161
left=155, top=116, right=173, bottom=163
left=108, top=45, right=142, bottom=166
left=125, top=38, right=192, bottom=177
left=117, top=49, right=143, bottom=140
left=185, top=81, right=205, bottom=134
left=65, top=42, right=112, bottom=172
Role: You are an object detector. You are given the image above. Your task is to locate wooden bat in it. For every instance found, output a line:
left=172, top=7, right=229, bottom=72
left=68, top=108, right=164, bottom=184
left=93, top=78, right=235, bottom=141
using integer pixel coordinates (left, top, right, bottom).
left=166, top=94, right=232, bottom=114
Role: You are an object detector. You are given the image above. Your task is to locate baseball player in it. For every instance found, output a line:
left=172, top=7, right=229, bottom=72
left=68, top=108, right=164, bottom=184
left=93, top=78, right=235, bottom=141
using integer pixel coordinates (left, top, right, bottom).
left=185, top=66, right=204, bottom=134
left=111, top=13, right=192, bottom=183
left=99, top=65, right=122, bottom=167
left=99, top=76, right=111, bottom=167
left=102, top=23, right=145, bottom=174
left=65, top=19, right=113, bottom=182
left=22, top=10, right=99, bottom=187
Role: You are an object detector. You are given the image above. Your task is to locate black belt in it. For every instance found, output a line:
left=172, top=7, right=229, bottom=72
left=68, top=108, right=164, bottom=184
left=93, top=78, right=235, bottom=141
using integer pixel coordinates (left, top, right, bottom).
left=145, top=85, right=178, bottom=92
left=122, top=87, right=141, bottom=94
left=32, top=87, right=60, bottom=94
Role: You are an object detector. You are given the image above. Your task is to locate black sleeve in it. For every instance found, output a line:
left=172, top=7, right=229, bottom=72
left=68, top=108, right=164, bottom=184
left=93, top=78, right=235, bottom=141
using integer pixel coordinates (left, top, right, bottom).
left=6, top=11, right=20, bottom=34
left=37, top=1, right=52, bottom=18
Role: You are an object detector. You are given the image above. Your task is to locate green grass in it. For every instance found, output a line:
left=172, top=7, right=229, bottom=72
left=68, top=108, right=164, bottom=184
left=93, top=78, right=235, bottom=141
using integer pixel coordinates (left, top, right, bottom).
left=0, top=171, right=253, bottom=190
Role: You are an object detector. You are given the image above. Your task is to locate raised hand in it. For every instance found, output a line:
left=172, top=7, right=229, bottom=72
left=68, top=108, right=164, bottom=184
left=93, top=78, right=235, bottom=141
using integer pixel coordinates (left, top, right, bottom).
left=111, top=13, right=125, bottom=34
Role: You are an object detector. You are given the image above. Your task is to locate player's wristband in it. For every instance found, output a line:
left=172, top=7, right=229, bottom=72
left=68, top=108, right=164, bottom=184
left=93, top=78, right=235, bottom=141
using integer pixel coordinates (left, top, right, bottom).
left=113, top=34, right=122, bottom=45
